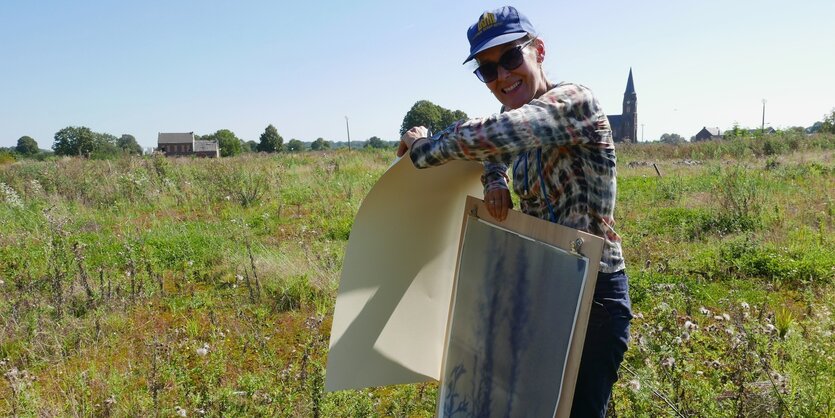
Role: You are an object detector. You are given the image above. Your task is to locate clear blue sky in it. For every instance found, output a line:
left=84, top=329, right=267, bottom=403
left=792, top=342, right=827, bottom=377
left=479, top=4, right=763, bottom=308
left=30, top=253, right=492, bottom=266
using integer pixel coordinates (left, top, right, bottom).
left=2, top=0, right=833, bottom=149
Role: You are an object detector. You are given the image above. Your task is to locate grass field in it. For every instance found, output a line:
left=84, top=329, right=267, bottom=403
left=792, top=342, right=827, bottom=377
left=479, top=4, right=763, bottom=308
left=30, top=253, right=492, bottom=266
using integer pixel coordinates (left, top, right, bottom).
left=1, top=133, right=834, bottom=417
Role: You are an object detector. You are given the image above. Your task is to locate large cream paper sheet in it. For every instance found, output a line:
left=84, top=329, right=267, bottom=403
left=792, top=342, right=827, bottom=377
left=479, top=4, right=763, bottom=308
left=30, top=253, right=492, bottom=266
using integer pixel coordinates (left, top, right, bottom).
left=325, top=156, right=484, bottom=392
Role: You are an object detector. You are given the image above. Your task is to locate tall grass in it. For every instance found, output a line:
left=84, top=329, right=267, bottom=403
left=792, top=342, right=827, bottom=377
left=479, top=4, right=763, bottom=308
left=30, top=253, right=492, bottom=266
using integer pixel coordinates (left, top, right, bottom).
left=1, top=138, right=834, bottom=416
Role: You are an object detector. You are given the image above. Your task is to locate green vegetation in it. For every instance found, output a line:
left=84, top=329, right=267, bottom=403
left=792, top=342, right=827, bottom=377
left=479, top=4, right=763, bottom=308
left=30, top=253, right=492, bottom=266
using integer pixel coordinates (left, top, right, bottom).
left=1, top=134, right=834, bottom=416
left=399, top=100, right=468, bottom=136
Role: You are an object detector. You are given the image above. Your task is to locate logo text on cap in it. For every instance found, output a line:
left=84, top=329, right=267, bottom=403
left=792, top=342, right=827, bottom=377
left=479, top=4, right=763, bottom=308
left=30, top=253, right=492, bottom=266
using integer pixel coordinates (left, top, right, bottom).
left=476, top=12, right=496, bottom=34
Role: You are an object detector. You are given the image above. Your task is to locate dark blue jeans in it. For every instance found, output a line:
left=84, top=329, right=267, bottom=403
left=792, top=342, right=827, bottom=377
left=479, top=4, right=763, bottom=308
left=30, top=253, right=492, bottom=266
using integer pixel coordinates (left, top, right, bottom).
left=570, top=270, right=632, bottom=418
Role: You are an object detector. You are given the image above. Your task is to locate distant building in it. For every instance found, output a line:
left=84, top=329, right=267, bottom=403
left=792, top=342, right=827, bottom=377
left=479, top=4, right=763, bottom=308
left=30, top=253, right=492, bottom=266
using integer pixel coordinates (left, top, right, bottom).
left=748, top=127, right=776, bottom=135
left=607, top=69, right=638, bottom=143
left=157, top=132, right=219, bottom=158
left=693, top=127, right=723, bottom=141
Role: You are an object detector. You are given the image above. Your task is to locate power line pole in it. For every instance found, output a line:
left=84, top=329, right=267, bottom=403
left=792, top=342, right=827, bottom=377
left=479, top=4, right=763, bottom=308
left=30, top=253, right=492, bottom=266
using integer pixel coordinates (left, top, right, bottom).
left=345, top=116, right=351, bottom=151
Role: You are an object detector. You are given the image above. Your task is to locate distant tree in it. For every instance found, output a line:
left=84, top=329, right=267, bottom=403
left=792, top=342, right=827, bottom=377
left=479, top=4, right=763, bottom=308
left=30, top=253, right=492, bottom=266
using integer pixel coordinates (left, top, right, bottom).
left=659, top=133, right=686, bottom=144
left=91, top=132, right=120, bottom=159
left=400, top=100, right=469, bottom=135
left=245, top=140, right=258, bottom=152
left=806, top=121, right=823, bottom=134
left=257, top=124, right=283, bottom=153
left=821, top=108, right=835, bottom=134
left=723, top=123, right=747, bottom=139
left=16, top=136, right=39, bottom=156
left=287, top=139, right=304, bottom=152
left=365, top=136, right=387, bottom=149
left=53, top=126, right=97, bottom=157
left=203, top=129, right=242, bottom=157
left=117, top=134, right=143, bottom=155
left=310, top=137, right=331, bottom=151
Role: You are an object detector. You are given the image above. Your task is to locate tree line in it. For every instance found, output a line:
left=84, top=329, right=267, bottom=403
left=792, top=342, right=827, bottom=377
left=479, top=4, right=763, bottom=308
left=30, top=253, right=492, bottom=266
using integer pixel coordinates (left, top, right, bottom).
left=3, top=99, right=472, bottom=160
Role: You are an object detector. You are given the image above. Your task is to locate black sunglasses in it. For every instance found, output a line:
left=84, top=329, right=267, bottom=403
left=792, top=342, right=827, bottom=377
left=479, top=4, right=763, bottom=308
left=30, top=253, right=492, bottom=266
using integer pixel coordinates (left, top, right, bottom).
left=473, top=38, right=535, bottom=83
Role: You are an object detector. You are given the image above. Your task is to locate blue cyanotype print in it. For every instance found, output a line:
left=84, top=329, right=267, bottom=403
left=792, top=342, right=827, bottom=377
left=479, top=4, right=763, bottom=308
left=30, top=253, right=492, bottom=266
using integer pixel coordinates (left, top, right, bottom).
left=439, top=217, right=588, bottom=417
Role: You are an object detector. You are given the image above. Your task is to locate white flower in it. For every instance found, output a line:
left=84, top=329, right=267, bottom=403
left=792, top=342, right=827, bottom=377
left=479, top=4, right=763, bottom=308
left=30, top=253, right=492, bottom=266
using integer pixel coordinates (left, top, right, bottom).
left=681, top=332, right=690, bottom=342
left=175, top=406, right=187, bottom=417
left=699, top=307, right=710, bottom=315
left=661, top=357, right=675, bottom=368
left=196, top=343, right=209, bottom=357
left=684, top=320, right=698, bottom=331
left=673, top=336, right=683, bottom=345
left=722, top=313, right=731, bottom=321
left=714, top=315, right=725, bottom=321
left=740, top=301, right=750, bottom=310
left=628, top=379, right=641, bottom=391
left=764, top=324, right=777, bottom=333
left=633, top=312, right=644, bottom=319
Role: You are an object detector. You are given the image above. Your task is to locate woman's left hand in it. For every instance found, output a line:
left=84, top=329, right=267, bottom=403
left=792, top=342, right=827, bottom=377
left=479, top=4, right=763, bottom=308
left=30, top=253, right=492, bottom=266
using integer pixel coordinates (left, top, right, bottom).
left=484, top=188, right=512, bottom=221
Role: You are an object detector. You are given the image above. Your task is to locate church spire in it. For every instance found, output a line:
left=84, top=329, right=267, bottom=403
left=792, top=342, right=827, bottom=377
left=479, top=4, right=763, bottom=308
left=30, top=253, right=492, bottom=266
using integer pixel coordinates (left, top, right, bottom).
left=624, top=68, right=635, bottom=95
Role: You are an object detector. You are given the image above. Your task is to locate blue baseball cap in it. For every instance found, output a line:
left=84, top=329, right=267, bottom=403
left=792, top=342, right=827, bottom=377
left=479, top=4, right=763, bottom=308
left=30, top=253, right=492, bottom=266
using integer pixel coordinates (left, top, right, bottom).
left=463, top=6, right=537, bottom=64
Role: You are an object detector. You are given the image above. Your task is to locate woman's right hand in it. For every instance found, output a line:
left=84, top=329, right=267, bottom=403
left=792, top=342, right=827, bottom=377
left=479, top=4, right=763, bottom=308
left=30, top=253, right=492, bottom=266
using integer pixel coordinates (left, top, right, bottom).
left=397, top=126, right=429, bottom=157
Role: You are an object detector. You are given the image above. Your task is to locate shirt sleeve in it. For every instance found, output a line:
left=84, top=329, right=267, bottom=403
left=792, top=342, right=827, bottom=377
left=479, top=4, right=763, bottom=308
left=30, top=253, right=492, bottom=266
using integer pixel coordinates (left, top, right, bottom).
left=409, top=83, right=613, bottom=168
left=481, top=161, right=509, bottom=193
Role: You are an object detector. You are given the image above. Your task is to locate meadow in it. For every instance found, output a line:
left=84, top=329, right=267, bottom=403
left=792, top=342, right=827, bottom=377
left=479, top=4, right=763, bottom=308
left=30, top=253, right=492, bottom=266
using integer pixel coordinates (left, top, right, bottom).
left=1, top=133, right=834, bottom=417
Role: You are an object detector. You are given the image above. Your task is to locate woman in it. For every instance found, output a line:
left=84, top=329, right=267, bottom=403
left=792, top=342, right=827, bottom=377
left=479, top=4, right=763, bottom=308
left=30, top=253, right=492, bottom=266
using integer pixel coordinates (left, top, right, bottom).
left=399, top=6, right=632, bottom=417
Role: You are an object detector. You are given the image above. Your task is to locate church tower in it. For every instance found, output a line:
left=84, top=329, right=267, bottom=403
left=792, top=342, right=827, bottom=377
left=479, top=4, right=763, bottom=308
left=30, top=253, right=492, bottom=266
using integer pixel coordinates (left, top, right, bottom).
left=621, top=69, right=638, bottom=142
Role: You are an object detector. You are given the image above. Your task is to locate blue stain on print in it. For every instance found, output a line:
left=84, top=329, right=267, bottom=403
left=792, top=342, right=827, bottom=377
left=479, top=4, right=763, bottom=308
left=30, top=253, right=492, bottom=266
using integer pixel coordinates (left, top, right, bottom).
left=443, top=364, right=471, bottom=416
left=505, top=243, right=531, bottom=417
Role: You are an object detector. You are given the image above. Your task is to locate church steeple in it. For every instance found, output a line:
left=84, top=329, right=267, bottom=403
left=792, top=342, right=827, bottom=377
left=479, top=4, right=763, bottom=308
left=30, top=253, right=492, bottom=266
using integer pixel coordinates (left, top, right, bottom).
left=621, top=68, right=637, bottom=142
left=624, top=68, right=636, bottom=95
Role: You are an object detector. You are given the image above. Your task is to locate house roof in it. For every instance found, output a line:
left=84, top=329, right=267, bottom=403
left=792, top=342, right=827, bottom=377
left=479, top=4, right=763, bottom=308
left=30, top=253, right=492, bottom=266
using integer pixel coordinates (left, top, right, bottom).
left=700, top=127, right=721, bottom=136
left=158, top=132, right=194, bottom=144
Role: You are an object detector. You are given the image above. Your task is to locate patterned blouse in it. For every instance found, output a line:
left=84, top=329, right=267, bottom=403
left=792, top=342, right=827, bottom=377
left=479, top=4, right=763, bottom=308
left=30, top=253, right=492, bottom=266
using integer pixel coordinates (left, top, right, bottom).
left=409, top=82, right=625, bottom=273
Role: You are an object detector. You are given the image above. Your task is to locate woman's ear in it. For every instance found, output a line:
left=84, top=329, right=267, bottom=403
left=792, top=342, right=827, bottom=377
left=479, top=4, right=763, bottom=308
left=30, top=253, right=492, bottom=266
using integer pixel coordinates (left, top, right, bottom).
left=534, top=39, right=545, bottom=63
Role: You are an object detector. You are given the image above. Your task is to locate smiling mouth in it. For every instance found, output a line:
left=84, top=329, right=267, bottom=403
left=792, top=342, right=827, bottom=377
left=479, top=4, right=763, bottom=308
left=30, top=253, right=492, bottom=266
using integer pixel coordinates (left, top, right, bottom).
left=502, top=80, right=522, bottom=94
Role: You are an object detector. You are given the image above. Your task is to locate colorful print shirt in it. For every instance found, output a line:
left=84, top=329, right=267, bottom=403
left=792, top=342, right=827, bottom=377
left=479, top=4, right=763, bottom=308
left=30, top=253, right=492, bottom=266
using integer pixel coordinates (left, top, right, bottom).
left=409, top=82, right=625, bottom=273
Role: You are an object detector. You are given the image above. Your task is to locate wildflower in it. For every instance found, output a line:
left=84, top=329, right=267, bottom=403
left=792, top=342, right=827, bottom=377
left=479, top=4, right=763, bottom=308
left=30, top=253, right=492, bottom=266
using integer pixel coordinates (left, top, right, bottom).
left=681, top=332, right=690, bottom=342
left=714, top=315, right=725, bottom=321
left=740, top=301, right=750, bottom=310
left=673, top=336, right=682, bottom=345
left=661, top=357, right=675, bottom=369
left=175, top=406, right=187, bottom=417
left=633, top=312, right=644, bottom=319
left=722, top=313, right=731, bottom=321
left=684, top=320, right=698, bottom=331
left=710, top=360, right=721, bottom=369
left=699, top=307, right=710, bottom=315
left=196, top=343, right=209, bottom=357
left=764, top=323, right=777, bottom=334
left=628, top=379, right=641, bottom=391
left=105, top=395, right=116, bottom=406
left=1, top=183, right=23, bottom=208
left=696, top=371, right=704, bottom=376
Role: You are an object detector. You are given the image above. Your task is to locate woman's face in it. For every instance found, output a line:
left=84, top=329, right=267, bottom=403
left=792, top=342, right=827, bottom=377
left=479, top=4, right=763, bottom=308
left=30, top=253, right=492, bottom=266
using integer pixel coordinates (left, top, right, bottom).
left=475, top=38, right=547, bottom=110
